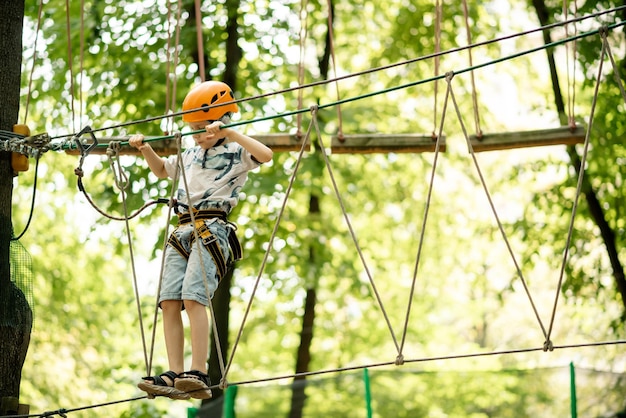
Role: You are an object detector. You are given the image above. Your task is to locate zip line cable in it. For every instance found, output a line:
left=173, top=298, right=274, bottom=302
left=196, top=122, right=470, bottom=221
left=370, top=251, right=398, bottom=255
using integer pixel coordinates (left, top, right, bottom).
left=40, top=5, right=626, bottom=145
left=8, top=338, right=626, bottom=418
left=24, top=17, right=623, bottom=160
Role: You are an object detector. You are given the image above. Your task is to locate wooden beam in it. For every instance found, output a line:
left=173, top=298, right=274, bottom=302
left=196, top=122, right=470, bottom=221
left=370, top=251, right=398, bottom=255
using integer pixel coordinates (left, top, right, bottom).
left=65, top=134, right=308, bottom=156
left=330, top=134, right=445, bottom=154
left=469, top=126, right=586, bottom=152
left=249, top=134, right=309, bottom=152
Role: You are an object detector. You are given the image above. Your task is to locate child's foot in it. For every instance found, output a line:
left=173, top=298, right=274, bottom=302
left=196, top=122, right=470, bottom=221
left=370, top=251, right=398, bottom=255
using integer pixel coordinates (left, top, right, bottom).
left=138, top=371, right=191, bottom=400
left=175, top=370, right=213, bottom=399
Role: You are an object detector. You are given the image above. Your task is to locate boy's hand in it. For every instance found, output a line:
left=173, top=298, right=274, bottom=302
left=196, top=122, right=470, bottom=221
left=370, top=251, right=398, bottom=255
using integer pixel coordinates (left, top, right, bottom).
left=129, top=134, right=147, bottom=150
left=205, top=121, right=229, bottom=142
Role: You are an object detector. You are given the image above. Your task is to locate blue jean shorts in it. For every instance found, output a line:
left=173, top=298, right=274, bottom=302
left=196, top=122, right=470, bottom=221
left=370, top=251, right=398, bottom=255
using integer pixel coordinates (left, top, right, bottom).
left=160, top=220, right=231, bottom=307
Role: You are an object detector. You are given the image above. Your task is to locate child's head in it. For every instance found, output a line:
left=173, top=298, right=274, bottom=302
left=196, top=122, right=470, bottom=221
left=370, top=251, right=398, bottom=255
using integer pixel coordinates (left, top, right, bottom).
left=182, top=81, right=238, bottom=125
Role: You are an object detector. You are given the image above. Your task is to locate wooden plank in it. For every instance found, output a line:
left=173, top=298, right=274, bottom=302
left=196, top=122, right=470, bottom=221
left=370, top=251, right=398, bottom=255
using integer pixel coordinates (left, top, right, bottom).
left=250, top=134, right=310, bottom=152
left=330, top=134, right=445, bottom=154
left=469, top=126, right=586, bottom=152
left=65, top=134, right=309, bottom=156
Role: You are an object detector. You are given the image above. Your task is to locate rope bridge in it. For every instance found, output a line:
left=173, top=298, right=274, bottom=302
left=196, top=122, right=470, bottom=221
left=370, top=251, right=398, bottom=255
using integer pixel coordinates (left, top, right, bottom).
left=5, top=4, right=626, bottom=418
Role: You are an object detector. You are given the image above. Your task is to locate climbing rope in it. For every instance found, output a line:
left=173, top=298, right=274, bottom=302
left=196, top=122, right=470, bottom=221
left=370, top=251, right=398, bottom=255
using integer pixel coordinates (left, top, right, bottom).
left=7, top=8, right=626, bottom=418
left=399, top=71, right=450, bottom=356
left=222, top=107, right=314, bottom=383
left=296, top=0, right=308, bottom=137
left=449, top=70, right=550, bottom=341
left=194, top=0, right=206, bottom=82
left=314, top=108, right=408, bottom=360
left=145, top=132, right=182, bottom=378
left=461, top=0, right=482, bottom=139
left=174, top=134, right=231, bottom=383
left=72, top=127, right=170, bottom=220
left=563, top=0, right=579, bottom=127
left=64, top=0, right=76, bottom=134
left=5, top=338, right=626, bottom=417
left=432, top=0, right=442, bottom=137
left=22, top=0, right=44, bottom=124
left=46, top=7, right=626, bottom=146
left=107, top=142, right=151, bottom=372
left=325, top=0, right=344, bottom=140
left=11, top=155, right=41, bottom=241
left=545, top=27, right=621, bottom=346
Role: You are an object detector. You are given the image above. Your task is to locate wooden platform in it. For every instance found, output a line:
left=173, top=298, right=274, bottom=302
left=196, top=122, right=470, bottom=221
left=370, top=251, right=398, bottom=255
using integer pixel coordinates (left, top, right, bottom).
left=330, top=134, right=445, bottom=154
left=65, top=133, right=309, bottom=156
left=63, top=127, right=585, bottom=156
left=469, top=126, right=586, bottom=152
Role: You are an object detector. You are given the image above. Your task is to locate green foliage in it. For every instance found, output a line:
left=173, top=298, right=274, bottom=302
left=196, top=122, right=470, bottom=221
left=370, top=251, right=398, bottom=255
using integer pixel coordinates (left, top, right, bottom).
left=12, top=0, right=626, bottom=416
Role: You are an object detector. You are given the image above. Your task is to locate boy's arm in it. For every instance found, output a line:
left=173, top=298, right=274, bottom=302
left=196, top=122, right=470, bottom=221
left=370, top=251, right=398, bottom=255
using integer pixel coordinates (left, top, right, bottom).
left=206, top=122, right=273, bottom=163
left=129, top=134, right=169, bottom=178
left=228, top=129, right=274, bottom=163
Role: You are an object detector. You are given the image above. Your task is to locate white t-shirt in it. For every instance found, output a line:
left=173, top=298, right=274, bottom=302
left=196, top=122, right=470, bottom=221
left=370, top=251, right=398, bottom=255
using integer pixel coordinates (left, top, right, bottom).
left=164, top=142, right=261, bottom=214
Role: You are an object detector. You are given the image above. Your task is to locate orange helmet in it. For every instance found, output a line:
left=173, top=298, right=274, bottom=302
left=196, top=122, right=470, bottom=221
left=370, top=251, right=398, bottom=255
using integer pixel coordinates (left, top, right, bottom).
left=182, top=81, right=239, bottom=123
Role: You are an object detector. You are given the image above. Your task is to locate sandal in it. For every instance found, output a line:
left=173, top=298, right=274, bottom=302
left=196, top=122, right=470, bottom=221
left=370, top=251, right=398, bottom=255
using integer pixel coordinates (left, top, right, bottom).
left=175, top=370, right=213, bottom=399
left=137, top=370, right=191, bottom=400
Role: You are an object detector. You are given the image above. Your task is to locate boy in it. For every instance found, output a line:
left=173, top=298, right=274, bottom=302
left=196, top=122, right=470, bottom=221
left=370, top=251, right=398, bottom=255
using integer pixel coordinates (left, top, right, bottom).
left=130, top=81, right=273, bottom=400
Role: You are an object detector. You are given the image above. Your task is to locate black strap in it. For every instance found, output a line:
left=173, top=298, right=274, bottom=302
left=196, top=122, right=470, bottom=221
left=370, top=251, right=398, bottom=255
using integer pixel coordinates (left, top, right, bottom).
left=169, top=211, right=243, bottom=280
left=167, top=233, right=190, bottom=260
left=178, top=209, right=227, bottom=225
left=228, top=229, right=242, bottom=261
left=190, top=223, right=228, bottom=281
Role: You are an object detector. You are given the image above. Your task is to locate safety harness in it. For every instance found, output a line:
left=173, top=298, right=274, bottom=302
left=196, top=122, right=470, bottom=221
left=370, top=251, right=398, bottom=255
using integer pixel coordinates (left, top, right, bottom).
left=167, top=209, right=243, bottom=281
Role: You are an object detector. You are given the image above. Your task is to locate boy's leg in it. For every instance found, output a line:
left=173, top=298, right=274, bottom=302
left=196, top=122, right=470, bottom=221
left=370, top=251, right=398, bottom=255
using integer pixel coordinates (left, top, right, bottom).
left=176, top=299, right=212, bottom=399
left=137, top=300, right=190, bottom=400
left=162, top=300, right=185, bottom=374
left=184, top=299, right=209, bottom=372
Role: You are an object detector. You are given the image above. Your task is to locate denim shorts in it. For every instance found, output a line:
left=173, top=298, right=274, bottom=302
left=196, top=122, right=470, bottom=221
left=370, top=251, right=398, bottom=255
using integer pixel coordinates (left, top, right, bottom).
left=160, top=220, right=231, bottom=307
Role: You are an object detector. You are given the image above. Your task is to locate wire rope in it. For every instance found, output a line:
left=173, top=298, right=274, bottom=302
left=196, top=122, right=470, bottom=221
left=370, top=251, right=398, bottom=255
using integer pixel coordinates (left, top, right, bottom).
left=107, top=143, right=152, bottom=373
left=449, top=71, right=549, bottom=340
left=545, top=27, right=610, bottom=345
left=8, top=8, right=626, bottom=417
left=221, top=110, right=314, bottom=384
left=5, top=338, right=626, bottom=418
left=63, top=0, right=76, bottom=134
left=145, top=133, right=182, bottom=378
left=461, top=0, right=482, bottom=138
left=46, top=6, right=626, bottom=144
left=325, top=0, right=344, bottom=139
left=399, top=73, right=450, bottom=356
left=314, top=110, right=403, bottom=357
left=11, top=155, right=41, bottom=241
left=432, top=0, right=442, bottom=137
left=22, top=0, right=44, bottom=124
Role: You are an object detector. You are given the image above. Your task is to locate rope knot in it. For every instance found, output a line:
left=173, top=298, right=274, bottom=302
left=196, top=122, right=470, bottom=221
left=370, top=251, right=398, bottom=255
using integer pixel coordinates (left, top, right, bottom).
left=106, top=141, right=122, bottom=157
left=395, top=354, right=405, bottom=365
left=173, top=131, right=182, bottom=145
left=543, top=340, right=554, bottom=352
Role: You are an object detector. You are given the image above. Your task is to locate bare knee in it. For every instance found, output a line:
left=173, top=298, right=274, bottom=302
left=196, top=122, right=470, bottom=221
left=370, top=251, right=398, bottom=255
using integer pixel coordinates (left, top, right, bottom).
left=183, top=300, right=206, bottom=312
left=161, top=300, right=183, bottom=313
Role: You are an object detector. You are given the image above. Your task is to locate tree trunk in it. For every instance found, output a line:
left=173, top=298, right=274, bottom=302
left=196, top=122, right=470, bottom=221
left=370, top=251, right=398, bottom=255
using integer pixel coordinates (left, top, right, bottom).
left=289, top=3, right=335, bottom=415
left=532, top=0, right=626, bottom=315
left=223, top=0, right=242, bottom=91
left=289, top=194, right=321, bottom=418
left=0, top=0, right=33, bottom=415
